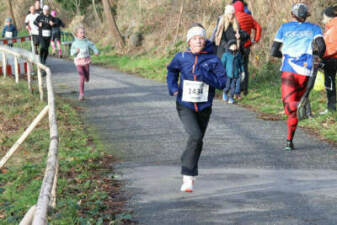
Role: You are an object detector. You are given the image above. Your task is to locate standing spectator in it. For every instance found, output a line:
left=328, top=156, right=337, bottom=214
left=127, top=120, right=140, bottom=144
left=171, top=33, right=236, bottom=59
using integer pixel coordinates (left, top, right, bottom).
left=34, top=5, right=55, bottom=65
left=70, top=26, right=99, bottom=101
left=167, top=24, right=226, bottom=192
left=211, top=5, right=241, bottom=59
left=271, top=3, right=326, bottom=151
left=232, top=0, right=252, bottom=15
left=321, top=6, right=337, bottom=114
left=50, top=10, right=65, bottom=57
left=233, top=1, right=262, bottom=96
left=2, top=18, right=17, bottom=47
left=221, top=39, right=244, bottom=104
left=25, top=5, right=40, bottom=54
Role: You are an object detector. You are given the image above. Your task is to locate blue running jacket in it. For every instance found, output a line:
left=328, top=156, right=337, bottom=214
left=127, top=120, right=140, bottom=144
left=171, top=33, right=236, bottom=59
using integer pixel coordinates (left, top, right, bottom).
left=167, top=41, right=227, bottom=112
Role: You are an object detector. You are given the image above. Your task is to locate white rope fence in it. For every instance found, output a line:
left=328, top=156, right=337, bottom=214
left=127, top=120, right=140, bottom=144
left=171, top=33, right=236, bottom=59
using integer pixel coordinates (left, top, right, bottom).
left=0, top=44, right=59, bottom=225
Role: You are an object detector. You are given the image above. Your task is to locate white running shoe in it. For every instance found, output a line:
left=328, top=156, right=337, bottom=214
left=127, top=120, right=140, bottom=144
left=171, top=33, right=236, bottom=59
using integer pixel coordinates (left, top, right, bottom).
left=180, top=175, right=194, bottom=193
left=320, top=109, right=329, bottom=115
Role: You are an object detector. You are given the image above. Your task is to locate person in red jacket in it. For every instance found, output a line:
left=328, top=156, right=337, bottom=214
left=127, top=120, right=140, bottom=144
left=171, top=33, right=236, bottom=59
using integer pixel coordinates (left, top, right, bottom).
left=233, top=1, right=262, bottom=96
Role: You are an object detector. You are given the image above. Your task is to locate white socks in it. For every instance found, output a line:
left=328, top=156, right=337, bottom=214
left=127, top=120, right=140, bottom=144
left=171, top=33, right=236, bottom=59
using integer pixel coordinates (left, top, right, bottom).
left=180, top=175, right=195, bottom=192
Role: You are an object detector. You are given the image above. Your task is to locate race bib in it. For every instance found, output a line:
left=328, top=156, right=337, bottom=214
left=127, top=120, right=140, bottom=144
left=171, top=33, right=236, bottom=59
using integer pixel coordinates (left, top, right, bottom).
left=77, top=48, right=90, bottom=58
left=182, top=80, right=209, bottom=103
left=42, top=29, right=51, bottom=37
left=5, top=31, right=13, bottom=38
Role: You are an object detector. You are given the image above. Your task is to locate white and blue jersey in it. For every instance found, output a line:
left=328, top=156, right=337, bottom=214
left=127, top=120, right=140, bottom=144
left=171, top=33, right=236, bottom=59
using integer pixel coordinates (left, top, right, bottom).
left=274, top=21, right=323, bottom=76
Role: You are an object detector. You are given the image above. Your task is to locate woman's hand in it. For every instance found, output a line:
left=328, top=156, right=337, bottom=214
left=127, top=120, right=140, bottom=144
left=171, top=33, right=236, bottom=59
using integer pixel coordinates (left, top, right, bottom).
left=173, top=91, right=178, bottom=96
left=76, top=48, right=80, bottom=54
left=235, top=33, right=240, bottom=39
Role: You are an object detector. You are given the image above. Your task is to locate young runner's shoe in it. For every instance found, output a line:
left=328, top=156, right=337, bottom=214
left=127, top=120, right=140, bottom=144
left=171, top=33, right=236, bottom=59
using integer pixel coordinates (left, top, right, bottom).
left=180, top=175, right=194, bottom=193
left=223, top=93, right=228, bottom=102
left=79, top=95, right=84, bottom=101
left=284, top=140, right=294, bottom=151
left=228, top=98, right=235, bottom=104
left=319, top=109, right=332, bottom=115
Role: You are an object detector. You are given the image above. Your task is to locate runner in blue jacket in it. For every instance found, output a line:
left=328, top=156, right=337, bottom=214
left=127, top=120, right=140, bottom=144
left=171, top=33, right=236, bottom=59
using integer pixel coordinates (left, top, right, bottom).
left=167, top=23, right=226, bottom=193
left=271, top=3, right=326, bottom=151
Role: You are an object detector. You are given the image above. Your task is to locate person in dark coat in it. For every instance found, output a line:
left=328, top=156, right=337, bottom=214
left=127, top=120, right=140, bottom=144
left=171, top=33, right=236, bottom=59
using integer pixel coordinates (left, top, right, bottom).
left=211, top=5, right=241, bottom=59
left=34, top=5, right=55, bottom=65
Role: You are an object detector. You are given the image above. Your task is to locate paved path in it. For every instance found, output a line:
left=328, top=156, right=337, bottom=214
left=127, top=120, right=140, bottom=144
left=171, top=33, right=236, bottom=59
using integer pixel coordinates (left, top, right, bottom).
left=49, top=58, right=337, bottom=225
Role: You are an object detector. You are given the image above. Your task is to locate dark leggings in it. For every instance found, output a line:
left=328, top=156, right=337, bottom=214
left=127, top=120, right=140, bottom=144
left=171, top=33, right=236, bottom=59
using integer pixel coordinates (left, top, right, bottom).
left=323, top=58, right=337, bottom=111
left=39, top=37, right=51, bottom=64
left=176, top=102, right=211, bottom=176
left=241, top=47, right=250, bottom=95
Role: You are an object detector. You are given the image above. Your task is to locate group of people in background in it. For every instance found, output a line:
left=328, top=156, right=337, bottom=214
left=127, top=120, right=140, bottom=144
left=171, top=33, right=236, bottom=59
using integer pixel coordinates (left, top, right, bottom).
left=2, top=0, right=65, bottom=65
left=211, top=0, right=261, bottom=103
left=25, top=0, right=65, bottom=64
left=2, top=0, right=99, bottom=101
left=167, top=1, right=337, bottom=193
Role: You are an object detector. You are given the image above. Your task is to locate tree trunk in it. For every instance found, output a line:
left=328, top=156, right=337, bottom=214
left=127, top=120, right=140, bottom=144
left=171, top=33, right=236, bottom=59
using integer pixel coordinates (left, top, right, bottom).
left=92, top=0, right=102, bottom=23
left=6, top=0, right=17, bottom=28
left=174, top=0, right=184, bottom=44
left=102, top=0, right=125, bottom=49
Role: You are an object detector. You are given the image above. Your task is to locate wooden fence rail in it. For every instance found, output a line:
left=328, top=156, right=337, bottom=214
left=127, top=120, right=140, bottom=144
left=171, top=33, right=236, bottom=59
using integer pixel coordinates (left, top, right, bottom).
left=0, top=44, right=59, bottom=225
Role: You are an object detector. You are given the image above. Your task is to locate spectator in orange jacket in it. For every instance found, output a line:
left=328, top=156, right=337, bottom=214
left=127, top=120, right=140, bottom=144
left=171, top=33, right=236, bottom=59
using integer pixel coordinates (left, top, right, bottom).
left=321, top=6, right=337, bottom=114
left=233, top=1, right=262, bottom=96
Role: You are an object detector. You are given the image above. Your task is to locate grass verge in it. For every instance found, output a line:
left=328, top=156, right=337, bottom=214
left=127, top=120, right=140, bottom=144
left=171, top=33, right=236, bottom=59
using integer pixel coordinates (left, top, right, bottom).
left=91, top=49, right=337, bottom=144
left=0, top=78, right=132, bottom=224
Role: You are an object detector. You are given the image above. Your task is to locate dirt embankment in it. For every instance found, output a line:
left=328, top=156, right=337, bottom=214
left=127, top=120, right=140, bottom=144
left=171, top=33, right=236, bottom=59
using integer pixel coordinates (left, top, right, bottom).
left=1, top=0, right=335, bottom=64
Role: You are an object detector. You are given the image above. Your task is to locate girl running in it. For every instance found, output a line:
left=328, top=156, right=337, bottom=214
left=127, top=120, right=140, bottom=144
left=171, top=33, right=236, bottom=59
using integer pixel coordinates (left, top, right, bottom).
left=167, top=24, right=226, bottom=192
left=70, top=26, right=99, bottom=101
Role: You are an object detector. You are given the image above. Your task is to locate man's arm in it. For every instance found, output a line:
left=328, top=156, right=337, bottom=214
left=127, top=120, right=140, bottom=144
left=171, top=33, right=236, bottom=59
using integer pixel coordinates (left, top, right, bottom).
left=312, top=37, right=326, bottom=58
left=252, top=18, right=262, bottom=43
left=271, top=41, right=282, bottom=58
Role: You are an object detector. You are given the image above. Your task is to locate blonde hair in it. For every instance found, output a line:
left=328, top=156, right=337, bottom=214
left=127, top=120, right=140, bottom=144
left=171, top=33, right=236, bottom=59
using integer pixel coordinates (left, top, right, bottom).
left=74, top=25, right=85, bottom=34
left=214, top=11, right=240, bottom=46
left=221, top=14, right=239, bottom=33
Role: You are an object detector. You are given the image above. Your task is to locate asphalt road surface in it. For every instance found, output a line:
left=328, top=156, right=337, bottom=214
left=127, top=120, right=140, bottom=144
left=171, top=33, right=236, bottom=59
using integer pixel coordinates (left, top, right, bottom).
left=50, top=58, right=337, bottom=225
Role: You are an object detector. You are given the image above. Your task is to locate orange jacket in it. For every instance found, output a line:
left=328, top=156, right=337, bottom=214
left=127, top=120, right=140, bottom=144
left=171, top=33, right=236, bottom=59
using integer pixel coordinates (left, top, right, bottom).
left=324, top=17, right=337, bottom=58
left=233, top=1, right=262, bottom=48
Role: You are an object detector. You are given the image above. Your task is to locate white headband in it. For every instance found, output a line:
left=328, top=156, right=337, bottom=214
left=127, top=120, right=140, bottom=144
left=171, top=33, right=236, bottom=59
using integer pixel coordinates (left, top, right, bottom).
left=186, top=26, right=206, bottom=43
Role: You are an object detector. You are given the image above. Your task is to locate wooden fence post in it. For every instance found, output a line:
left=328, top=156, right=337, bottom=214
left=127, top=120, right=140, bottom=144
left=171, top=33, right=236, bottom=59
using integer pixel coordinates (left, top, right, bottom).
left=37, top=67, right=43, bottom=101
left=2, top=52, right=7, bottom=78
left=27, top=62, right=32, bottom=93
left=14, top=56, right=19, bottom=83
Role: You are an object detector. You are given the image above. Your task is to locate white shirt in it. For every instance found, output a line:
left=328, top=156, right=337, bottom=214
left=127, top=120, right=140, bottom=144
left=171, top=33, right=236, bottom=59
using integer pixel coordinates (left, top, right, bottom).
left=25, top=13, right=40, bottom=35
